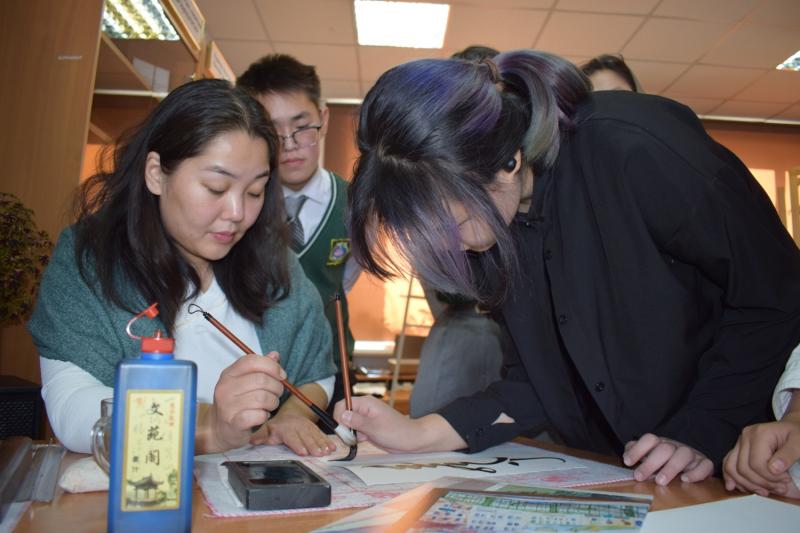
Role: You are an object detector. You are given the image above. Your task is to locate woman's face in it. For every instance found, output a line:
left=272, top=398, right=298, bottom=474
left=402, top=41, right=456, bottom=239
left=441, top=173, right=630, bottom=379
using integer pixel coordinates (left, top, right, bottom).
left=449, top=152, right=532, bottom=252
left=145, top=130, right=271, bottom=284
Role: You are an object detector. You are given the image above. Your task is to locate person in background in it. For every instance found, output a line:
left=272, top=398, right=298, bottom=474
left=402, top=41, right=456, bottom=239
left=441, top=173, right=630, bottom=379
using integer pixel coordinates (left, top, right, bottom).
left=724, top=345, right=800, bottom=498
left=581, top=53, right=639, bottom=92
left=453, top=44, right=499, bottom=61
left=410, top=290, right=508, bottom=418
left=409, top=43, right=508, bottom=419
left=237, top=55, right=360, bottom=429
left=334, top=50, right=800, bottom=486
left=28, top=79, right=337, bottom=457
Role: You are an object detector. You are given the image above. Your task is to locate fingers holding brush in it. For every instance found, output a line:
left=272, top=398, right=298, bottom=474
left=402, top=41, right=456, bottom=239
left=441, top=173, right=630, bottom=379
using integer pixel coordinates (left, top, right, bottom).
left=202, top=353, right=287, bottom=453
left=331, top=292, right=358, bottom=460
left=191, top=306, right=348, bottom=453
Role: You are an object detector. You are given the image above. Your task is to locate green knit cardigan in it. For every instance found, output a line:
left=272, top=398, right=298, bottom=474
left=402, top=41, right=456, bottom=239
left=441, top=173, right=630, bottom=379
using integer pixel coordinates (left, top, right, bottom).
left=28, top=227, right=335, bottom=396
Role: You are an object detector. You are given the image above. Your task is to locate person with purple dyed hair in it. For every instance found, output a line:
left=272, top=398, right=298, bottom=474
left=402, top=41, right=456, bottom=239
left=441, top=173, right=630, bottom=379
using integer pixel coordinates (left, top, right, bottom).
left=406, top=43, right=508, bottom=420
left=333, top=50, right=800, bottom=487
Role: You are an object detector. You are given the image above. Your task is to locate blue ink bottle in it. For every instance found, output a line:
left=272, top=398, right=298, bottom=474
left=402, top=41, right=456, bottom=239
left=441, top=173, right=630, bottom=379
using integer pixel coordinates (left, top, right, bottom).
left=108, top=303, right=197, bottom=532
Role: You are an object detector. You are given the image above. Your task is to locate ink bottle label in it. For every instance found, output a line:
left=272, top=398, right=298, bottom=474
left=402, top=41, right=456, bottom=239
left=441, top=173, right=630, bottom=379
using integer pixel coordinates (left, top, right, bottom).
left=121, top=390, right=185, bottom=511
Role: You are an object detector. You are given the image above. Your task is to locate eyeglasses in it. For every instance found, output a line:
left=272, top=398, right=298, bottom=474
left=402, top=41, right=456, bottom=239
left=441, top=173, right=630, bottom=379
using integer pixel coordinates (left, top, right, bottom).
left=277, top=124, right=322, bottom=148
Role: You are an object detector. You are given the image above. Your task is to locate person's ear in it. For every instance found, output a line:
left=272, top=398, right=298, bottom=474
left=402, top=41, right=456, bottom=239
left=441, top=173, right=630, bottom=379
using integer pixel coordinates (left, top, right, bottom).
left=511, top=150, right=522, bottom=174
left=318, top=106, right=330, bottom=139
left=144, top=152, right=165, bottom=195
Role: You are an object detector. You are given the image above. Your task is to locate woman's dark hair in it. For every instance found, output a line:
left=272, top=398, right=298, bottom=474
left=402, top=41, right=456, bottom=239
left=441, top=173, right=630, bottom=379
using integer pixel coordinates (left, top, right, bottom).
left=75, top=78, right=286, bottom=332
left=349, top=50, right=591, bottom=305
left=581, top=54, right=639, bottom=92
left=451, top=45, right=499, bottom=61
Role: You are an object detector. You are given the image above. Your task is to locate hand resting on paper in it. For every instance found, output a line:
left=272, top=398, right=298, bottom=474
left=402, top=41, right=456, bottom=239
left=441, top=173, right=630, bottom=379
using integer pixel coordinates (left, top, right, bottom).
left=249, top=382, right=337, bottom=457
left=623, top=433, right=714, bottom=486
left=722, top=411, right=800, bottom=498
left=197, top=352, right=286, bottom=454
left=333, top=395, right=467, bottom=454
left=249, top=412, right=336, bottom=457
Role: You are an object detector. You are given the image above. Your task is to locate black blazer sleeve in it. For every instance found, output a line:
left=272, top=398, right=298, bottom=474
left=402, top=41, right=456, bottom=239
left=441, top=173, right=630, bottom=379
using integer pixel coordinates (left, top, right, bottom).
left=437, top=317, right=549, bottom=452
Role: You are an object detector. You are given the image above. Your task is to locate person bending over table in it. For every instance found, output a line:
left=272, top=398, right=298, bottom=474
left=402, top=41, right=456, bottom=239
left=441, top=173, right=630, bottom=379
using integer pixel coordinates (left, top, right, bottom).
left=334, top=49, right=800, bottom=486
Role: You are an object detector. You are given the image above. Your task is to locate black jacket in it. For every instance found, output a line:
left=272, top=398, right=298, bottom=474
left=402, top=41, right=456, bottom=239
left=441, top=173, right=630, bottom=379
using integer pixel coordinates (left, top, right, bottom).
left=438, top=91, right=800, bottom=469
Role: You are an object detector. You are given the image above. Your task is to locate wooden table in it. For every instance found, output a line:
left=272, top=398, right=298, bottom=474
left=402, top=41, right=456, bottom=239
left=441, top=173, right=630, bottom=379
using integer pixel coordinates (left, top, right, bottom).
left=13, top=439, right=799, bottom=532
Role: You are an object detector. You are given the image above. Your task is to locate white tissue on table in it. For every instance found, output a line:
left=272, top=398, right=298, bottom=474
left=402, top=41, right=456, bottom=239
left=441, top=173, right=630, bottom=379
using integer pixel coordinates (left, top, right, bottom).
left=58, top=456, right=109, bottom=493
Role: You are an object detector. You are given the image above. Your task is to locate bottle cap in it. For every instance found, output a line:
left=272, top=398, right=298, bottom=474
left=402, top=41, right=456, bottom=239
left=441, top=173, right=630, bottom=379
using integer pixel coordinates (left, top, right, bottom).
left=140, top=329, right=175, bottom=354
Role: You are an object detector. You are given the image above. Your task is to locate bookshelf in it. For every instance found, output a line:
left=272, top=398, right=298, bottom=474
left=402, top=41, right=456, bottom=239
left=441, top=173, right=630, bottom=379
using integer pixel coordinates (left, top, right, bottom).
left=0, top=0, right=234, bottom=387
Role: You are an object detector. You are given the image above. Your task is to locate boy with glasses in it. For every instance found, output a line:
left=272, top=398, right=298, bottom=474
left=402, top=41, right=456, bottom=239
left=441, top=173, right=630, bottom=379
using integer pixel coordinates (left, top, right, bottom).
left=238, top=54, right=360, bottom=424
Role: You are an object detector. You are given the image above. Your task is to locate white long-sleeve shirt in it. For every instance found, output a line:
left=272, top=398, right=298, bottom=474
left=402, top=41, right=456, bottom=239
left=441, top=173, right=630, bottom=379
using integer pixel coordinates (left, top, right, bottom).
left=772, top=344, right=800, bottom=489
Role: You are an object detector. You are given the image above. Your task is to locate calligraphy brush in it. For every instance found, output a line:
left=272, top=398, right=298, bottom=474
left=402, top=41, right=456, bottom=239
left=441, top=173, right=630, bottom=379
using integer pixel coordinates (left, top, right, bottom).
left=329, top=291, right=358, bottom=462
left=187, top=304, right=357, bottom=447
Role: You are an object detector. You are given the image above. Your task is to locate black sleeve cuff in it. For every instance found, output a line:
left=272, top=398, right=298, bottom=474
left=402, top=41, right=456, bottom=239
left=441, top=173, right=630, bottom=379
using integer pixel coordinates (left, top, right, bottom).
left=437, top=386, right=547, bottom=453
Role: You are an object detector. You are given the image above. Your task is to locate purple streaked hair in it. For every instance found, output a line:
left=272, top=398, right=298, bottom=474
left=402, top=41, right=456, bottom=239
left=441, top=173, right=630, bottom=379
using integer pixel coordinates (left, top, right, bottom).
left=348, top=50, right=591, bottom=305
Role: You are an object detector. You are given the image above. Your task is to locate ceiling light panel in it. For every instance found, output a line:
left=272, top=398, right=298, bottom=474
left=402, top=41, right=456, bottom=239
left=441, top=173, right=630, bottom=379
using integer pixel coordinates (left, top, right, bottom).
left=777, top=50, right=800, bottom=72
left=355, top=0, right=450, bottom=49
left=103, top=0, right=179, bottom=40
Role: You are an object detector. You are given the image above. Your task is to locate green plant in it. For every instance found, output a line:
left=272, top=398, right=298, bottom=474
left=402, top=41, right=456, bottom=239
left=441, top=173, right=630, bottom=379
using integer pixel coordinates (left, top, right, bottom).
left=0, top=193, right=52, bottom=325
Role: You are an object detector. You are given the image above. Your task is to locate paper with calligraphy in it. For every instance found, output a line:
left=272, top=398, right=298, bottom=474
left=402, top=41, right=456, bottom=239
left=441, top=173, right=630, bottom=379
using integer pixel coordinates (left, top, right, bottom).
left=331, top=443, right=580, bottom=485
left=195, top=439, right=632, bottom=517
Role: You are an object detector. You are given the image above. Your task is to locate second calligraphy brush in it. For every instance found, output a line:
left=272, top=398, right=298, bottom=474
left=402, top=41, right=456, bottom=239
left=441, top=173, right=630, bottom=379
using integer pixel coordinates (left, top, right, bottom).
left=187, top=304, right=356, bottom=447
left=330, top=291, right=358, bottom=461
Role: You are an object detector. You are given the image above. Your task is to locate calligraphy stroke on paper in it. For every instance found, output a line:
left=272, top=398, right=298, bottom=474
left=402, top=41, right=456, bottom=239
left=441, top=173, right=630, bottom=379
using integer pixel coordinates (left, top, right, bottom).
left=362, top=456, right=567, bottom=474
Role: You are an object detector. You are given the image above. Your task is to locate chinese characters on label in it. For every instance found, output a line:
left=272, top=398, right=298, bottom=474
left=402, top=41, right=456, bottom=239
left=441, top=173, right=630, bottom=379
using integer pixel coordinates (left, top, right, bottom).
left=122, top=390, right=184, bottom=511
